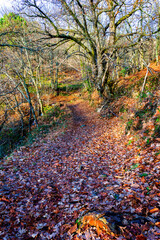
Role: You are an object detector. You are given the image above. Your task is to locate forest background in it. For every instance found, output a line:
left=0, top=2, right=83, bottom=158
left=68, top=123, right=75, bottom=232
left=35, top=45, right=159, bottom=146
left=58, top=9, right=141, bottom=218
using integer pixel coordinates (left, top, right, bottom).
left=0, top=0, right=159, bottom=157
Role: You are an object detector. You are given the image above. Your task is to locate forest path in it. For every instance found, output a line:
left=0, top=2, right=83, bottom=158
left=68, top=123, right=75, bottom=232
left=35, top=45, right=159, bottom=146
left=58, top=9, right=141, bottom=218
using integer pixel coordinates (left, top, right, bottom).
left=1, top=98, right=160, bottom=239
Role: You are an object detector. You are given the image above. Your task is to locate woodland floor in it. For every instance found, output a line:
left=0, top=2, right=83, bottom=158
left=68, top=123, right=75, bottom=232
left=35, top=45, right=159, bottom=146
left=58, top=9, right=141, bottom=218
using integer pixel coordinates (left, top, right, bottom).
left=0, top=92, right=160, bottom=239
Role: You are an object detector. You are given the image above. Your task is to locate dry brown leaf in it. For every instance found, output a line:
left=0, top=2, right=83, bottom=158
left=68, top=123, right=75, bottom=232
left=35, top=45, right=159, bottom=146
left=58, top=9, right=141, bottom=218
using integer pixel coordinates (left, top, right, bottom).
left=149, top=207, right=159, bottom=213
left=136, top=234, right=147, bottom=240
left=81, top=214, right=114, bottom=237
left=155, top=222, right=160, bottom=227
left=68, top=224, right=77, bottom=234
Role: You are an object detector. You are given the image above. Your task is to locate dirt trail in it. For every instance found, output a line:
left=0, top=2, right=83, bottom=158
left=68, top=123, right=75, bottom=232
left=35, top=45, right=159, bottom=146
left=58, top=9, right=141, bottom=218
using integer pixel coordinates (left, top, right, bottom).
left=0, top=100, right=160, bottom=239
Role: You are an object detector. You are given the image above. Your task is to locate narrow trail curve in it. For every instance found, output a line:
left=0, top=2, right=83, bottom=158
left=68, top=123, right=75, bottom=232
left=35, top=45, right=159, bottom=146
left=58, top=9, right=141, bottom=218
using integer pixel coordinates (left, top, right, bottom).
left=1, top=100, right=160, bottom=239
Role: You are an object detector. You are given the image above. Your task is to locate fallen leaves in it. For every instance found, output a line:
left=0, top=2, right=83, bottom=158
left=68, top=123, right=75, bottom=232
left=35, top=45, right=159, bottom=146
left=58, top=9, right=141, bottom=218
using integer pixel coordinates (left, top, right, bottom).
left=80, top=213, right=114, bottom=236
left=0, top=196, right=10, bottom=202
left=0, top=99, right=160, bottom=239
left=149, top=208, right=159, bottom=214
left=136, top=234, right=147, bottom=240
left=155, top=222, right=160, bottom=227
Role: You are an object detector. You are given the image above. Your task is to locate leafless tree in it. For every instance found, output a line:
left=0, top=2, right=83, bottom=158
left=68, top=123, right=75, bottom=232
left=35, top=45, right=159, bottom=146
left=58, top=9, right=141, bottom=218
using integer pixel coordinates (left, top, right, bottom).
left=16, top=0, right=159, bottom=97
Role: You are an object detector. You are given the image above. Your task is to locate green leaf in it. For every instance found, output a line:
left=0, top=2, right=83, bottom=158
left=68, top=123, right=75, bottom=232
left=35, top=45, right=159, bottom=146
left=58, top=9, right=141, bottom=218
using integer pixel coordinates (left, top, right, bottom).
left=146, top=138, right=150, bottom=145
left=114, top=194, right=119, bottom=200
left=131, top=163, right=139, bottom=170
left=101, top=174, right=107, bottom=178
left=155, top=151, right=160, bottom=156
left=139, top=173, right=148, bottom=177
left=128, top=140, right=133, bottom=145
left=76, top=219, right=81, bottom=228
left=146, top=186, right=151, bottom=194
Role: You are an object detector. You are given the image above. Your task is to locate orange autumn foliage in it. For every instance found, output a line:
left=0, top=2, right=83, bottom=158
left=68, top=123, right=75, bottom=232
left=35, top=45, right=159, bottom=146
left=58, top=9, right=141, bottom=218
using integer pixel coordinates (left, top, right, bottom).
left=80, top=214, right=114, bottom=237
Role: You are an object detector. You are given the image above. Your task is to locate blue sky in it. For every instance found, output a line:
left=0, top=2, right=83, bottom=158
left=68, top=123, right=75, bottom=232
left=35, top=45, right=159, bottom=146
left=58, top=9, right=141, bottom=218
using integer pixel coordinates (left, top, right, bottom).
left=0, top=0, right=13, bottom=16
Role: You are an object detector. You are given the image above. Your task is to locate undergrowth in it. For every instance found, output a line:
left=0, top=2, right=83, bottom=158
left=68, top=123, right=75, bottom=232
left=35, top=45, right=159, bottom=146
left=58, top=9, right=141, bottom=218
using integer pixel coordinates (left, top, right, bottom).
left=0, top=103, right=70, bottom=159
left=101, top=70, right=160, bottom=147
left=20, top=103, right=71, bottom=147
left=0, top=125, right=25, bottom=159
left=114, top=73, right=160, bottom=99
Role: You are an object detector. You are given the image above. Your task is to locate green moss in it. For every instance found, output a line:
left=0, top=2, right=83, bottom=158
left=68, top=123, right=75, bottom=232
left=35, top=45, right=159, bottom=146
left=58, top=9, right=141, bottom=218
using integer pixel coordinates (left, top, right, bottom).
left=59, top=83, right=83, bottom=92
left=119, top=105, right=128, bottom=113
left=126, top=119, right=134, bottom=131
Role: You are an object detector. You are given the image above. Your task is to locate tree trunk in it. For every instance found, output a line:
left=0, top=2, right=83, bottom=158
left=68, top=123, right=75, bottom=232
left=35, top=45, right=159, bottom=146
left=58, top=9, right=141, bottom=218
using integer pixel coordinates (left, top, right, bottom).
left=54, top=62, right=59, bottom=96
left=139, top=40, right=144, bottom=70
left=108, top=1, right=116, bottom=47
left=156, top=35, right=159, bottom=65
left=156, top=0, right=160, bottom=65
left=98, top=0, right=116, bottom=97
left=50, top=50, right=55, bottom=89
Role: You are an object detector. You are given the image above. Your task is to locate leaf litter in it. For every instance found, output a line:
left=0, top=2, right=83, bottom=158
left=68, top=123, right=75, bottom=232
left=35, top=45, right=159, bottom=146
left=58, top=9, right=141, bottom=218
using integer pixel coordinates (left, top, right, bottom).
left=0, top=98, right=160, bottom=239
